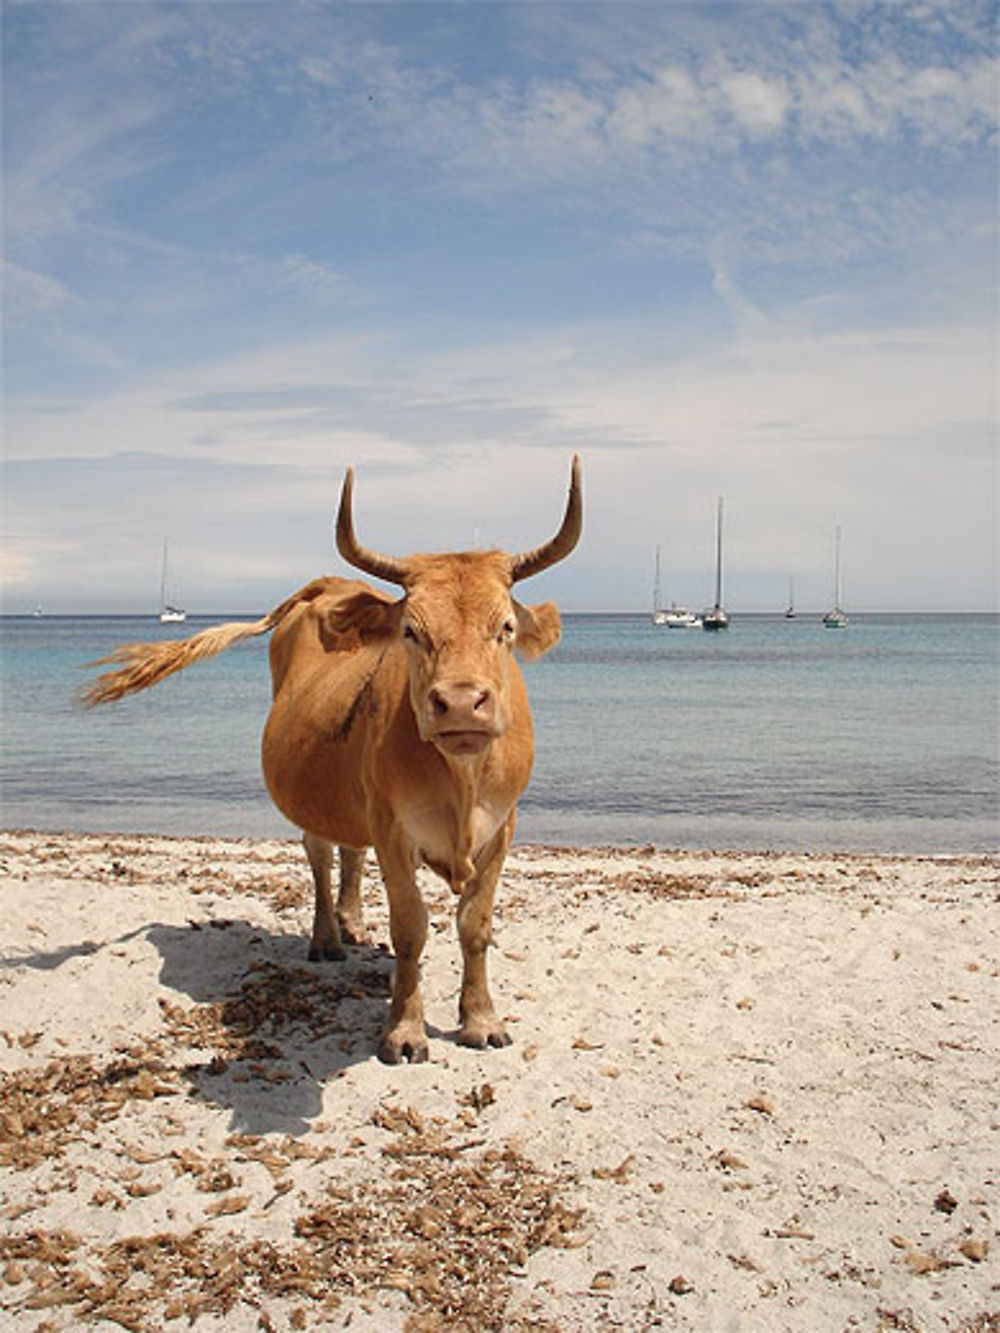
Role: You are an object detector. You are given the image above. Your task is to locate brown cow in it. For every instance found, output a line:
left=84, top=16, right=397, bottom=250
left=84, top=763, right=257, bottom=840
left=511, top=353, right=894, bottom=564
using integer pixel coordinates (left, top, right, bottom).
left=85, top=457, right=582, bottom=1063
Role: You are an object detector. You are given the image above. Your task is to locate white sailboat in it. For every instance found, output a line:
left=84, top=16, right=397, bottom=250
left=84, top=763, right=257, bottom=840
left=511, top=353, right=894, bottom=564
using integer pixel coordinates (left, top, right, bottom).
left=785, top=576, right=796, bottom=619
left=652, top=546, right=702, bottom=628
left=702, top=496, right=730, bottom=631
left=662, top=605, right=703, bottom=629
left=822, top=527, right=848, bottom=628
left=159, top=542, right=186, bottom=623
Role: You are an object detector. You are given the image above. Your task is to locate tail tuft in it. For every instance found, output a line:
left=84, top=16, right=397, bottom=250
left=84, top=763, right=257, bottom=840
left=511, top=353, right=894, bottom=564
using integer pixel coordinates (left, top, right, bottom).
left=81, top=616, right=272, bottom=707
left=80, top=578, right=341, bottom=707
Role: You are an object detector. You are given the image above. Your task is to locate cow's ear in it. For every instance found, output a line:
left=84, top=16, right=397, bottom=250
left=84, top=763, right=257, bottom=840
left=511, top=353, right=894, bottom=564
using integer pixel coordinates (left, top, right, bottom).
left=513, top=599, right=562, bottom=660
left=321, top=588, right=402, bottom=647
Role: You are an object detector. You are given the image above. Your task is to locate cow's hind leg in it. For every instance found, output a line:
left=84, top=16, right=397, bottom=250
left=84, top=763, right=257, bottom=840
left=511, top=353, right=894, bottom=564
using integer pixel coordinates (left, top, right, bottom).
left=456, top=819, right=514, bottom=1050
left=337, top=846, right=368, bottom=945
left=303, top=832, right=346, bottom=961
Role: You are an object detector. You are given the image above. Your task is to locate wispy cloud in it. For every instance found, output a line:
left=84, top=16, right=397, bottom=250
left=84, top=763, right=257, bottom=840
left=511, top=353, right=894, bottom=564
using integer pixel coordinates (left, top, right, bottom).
left=5, top=261, right=78, bottom=314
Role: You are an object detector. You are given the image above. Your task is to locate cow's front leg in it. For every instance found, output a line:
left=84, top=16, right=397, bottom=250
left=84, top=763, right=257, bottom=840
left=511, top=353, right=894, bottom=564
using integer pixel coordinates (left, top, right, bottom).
left=456, top=818, right=513, bottom=1050
left=303, top=832, right=346, bottom=961
left=375, top=841, right=429, bottom=1064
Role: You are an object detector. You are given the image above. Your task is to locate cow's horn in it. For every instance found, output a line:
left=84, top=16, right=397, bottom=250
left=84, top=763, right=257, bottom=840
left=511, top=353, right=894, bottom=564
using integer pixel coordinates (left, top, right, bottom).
left=336, top=468, right=409, bottom=585
left=509, top=454, right=582, bottom=583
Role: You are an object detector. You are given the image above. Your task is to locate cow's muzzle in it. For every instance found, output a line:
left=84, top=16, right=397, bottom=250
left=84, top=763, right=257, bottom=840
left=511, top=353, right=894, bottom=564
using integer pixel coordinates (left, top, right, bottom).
left=426, top=682, right=501, bottom=755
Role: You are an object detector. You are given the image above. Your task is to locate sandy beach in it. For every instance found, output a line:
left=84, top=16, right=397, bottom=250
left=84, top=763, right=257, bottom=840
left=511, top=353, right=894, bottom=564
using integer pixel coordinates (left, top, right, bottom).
left=0, top=830, right=996, bottom=1331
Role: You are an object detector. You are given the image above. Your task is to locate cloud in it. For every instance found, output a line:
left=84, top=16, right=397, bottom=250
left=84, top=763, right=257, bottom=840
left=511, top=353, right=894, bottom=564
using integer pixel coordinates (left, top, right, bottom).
left=7, top=5, right=995, bottom=277
left=710, top=265, right=770, bottom=337
left=4, top=262, right=77, bottom=314
left=271, top=255, right=346, bottom=304
left=5, top=78, right=172, bottom=242
left=4, top=303, right=995, bottom=611
left=606, top=66, right=712, bottom=148
left=719, top=71, right=791, bottom=135
left=793, top=53, right=998, bottom=145
left=360, top=16, right=996, bottom=180
left=0, top=548, right=31, bottom=589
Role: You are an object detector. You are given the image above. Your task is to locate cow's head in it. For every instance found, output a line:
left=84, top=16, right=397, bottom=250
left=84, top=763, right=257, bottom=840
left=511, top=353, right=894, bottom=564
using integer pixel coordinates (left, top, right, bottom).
left=331, top=457, right=582, bottom=758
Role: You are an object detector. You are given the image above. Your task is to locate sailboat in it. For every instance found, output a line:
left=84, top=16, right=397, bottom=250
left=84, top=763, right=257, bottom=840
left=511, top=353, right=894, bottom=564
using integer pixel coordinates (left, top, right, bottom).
left=652, top=546, right=667, bottom=625
left=822, top=527, right=848, bottom=628
left=702, top=496, right=730, bottom=631
left=158, top=542, right=187, bottom=624
left=652, top=546, right=702, bottom=628
left=785, top=577, right=796, bottom=619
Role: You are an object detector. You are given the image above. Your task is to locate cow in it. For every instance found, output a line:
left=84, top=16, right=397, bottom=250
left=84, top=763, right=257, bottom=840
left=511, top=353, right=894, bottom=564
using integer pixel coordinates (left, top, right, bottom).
left=85, top=456, right=582, bottom=1063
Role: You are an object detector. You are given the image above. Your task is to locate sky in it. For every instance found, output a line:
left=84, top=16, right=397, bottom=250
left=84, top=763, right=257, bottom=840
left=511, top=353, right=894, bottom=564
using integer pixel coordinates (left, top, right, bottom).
left=2, top=0, right=997, bottom=615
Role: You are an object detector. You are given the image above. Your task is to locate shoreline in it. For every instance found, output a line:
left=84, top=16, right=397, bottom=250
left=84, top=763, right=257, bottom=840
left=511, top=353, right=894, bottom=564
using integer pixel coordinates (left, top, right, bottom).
left=4, top=822, right=997, bottom=862
left=1, top=830, right=997, bottom=1330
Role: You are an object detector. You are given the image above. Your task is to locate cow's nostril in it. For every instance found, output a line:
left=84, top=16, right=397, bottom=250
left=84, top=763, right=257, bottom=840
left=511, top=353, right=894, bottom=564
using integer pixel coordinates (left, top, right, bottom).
left=430, top=685, right=494, bottom=723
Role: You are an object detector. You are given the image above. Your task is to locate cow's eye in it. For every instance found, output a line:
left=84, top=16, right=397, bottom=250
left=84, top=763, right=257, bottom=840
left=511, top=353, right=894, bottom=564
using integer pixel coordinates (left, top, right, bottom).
left=498, top=618, right=516, bottom=643
left=403, top=624, right=418, bottom=643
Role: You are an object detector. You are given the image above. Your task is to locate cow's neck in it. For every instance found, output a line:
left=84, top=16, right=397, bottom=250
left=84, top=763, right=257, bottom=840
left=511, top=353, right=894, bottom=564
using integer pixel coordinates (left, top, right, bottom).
left=443, top=752, right=486, bottom=896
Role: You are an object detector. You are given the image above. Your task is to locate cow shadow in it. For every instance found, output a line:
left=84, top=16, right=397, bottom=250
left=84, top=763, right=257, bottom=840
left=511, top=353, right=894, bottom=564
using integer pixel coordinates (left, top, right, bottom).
left=1, top=927, right=149, bottom=973
left=148, top=919, right=404, bottom=1136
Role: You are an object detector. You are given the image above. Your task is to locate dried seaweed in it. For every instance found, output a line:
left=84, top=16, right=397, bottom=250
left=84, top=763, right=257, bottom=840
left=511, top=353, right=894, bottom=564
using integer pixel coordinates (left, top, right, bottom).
left=0, top=1055, right=178, bottom=1170
left=1, top=1114, right=582, bottom=1332
left=159, top=957, right=389, bottom=1061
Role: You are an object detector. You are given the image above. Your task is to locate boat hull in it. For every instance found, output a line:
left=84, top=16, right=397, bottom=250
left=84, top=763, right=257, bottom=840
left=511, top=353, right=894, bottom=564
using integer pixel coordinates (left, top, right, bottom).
left=655, top=608, right=703, bottom=629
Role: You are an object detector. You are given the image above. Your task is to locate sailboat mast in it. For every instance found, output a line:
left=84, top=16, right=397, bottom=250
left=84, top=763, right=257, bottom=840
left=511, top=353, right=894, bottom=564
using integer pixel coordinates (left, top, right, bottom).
left=654, top=545, right=662, bottom=615
left=714, top=496, right=724, bottom=609
left=823, top=526, right=848, bottom=627
left=702, top=496, right=730, bottom=630
left=160, top=540, right=168, bottom=610
left=834, top=526, right=842, bottom=610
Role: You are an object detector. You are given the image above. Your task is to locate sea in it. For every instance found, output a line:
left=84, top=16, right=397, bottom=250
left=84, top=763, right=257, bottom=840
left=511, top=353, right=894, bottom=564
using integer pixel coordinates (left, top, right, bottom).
left=1, top=612, right=997, bottom=855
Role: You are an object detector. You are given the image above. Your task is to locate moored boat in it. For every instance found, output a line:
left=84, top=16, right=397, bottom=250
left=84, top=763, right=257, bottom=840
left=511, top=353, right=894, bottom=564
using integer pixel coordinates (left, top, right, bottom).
left=662, top=604, right=703, bottom=629
left=652, top=546, right=702, bottom=628
left=702, top=496, right=730, bottom=631
left=823, top=527, right=848, bottom=628
left=159, top=542, right=186, bottom=623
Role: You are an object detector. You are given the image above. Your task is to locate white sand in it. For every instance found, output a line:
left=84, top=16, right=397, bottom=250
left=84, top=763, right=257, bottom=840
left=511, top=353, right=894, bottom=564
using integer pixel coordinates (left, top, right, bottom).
left=0, top=830, right=997, bottom=1331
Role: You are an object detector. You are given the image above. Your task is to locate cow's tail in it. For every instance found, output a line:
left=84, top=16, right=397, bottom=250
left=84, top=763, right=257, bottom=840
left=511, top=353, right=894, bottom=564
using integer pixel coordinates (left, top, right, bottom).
left=81, top=579, right=330, bottom=707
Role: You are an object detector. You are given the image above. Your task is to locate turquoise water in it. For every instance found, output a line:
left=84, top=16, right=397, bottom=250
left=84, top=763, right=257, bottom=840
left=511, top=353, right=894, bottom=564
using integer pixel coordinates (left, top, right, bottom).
left=1, top=613, right=996, bottom=853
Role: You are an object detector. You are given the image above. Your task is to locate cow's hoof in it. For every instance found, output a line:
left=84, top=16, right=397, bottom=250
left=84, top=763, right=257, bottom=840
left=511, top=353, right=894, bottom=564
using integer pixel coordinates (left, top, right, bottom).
left=308, top=942, right=346, bottom=963
left=338, top=920, right=368, bottom=947
left=378, top=1031, right=429, bottom=1065
left=458, top=1022, right=512, bottom=1051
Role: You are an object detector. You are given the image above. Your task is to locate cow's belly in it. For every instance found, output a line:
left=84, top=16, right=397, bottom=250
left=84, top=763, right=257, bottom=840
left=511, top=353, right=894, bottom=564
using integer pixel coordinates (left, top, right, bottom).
left=261, top=703, right=373, bottom=847
left=263, top=763, right=372, bottom=846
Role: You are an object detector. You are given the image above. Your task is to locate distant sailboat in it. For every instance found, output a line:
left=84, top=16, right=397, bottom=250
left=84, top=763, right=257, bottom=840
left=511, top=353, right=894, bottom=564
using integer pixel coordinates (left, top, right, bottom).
left=652, top=546, right=666, bottom=625
left=652, top=545, right=702, bottom=628
left=159, top=542, right=186, bottom=624
left=785, top=577, right=796, bottom=619
left=662, top=605, right=703, bottom=629
left=702, top=496, right=730, bottom=631
left=822, top=527, right=848, bottom=628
